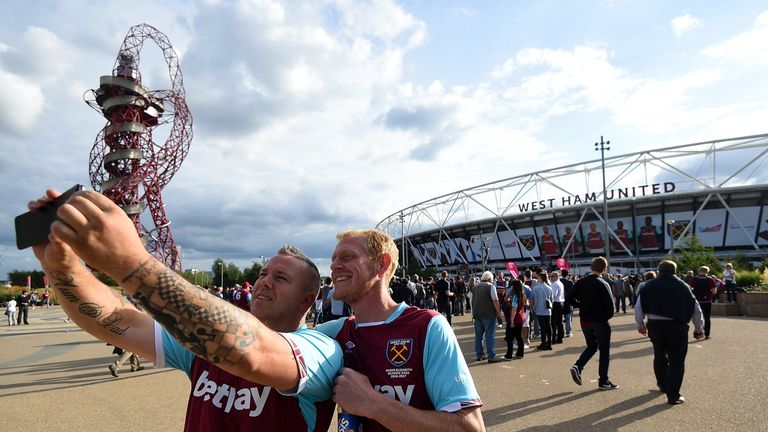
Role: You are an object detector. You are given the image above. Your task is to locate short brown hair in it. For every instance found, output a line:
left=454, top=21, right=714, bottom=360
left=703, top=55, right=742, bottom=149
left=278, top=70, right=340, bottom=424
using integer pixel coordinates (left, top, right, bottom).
left=644, top=271, right=656, bottom=281
left=276, top=245, right=320, bottom=294
left=590, top=257, right=608, bottom=273
left=658, top=260, right=677, bottom=275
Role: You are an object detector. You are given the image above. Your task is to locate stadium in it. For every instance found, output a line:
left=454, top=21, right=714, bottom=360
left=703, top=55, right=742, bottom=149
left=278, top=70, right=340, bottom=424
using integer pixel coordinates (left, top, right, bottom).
left=376, top=134, right=768, bottom=276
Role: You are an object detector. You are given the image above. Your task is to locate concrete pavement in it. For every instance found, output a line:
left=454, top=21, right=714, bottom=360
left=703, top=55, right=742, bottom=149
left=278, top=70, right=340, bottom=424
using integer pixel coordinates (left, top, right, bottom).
left=1, top=306, right=766, bottom=431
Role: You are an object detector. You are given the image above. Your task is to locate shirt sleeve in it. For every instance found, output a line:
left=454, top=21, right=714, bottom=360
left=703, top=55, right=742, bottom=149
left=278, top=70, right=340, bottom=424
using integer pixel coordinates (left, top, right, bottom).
left=153, top=322, right=195, bottom=378
left=277, top=328, right=343, bottom=403
left=423, top=315, right=482, bottom=412
left=490, top=287, right=498, bottom=301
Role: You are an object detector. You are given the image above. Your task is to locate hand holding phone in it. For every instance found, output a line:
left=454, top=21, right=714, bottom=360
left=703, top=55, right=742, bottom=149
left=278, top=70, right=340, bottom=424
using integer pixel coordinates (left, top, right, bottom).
left=15, top=185, right=84, bottom=249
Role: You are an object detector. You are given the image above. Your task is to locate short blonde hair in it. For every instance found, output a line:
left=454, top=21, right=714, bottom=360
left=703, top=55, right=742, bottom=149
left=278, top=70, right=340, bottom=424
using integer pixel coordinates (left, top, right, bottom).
left=337, top=229, right=399, bottom=281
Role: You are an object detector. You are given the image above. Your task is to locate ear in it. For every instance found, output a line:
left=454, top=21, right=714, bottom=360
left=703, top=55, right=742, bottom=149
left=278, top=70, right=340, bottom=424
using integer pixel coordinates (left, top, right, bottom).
left=378, top=253, right=393, bottom=278
left=300, top=291, right=316, bottom=312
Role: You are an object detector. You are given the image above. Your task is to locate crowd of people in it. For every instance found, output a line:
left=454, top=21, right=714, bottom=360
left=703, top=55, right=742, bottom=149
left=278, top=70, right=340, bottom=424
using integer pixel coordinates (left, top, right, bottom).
left=17, top=186, right=747, bottom=431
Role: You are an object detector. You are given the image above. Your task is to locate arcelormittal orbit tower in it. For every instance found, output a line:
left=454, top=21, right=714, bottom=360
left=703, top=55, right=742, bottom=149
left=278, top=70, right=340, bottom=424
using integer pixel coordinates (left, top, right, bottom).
left=85, top=24, right=192, bottom=271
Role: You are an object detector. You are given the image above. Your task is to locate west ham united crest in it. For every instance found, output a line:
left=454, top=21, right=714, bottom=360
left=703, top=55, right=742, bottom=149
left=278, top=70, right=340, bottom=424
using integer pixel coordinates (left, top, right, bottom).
left=387, top=338, right=413, bottom=367
left=520, top=235, right=536, bottom=251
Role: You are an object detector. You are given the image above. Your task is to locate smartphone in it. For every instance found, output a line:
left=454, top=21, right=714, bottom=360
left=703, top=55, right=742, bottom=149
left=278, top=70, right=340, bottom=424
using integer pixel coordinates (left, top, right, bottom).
left=14, top=184, right=85, bottom=249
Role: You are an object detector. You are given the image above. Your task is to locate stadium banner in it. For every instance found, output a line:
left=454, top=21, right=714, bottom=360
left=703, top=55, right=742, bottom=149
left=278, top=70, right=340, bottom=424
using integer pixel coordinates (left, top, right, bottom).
left=497, top=229, right=523, bottom=259
left=724, top=206, right=760, bottom=247
left=695, top=208, right=726, bottom=247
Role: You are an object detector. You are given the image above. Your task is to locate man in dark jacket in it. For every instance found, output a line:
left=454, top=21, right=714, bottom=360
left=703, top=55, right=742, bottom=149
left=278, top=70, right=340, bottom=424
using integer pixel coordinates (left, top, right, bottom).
left=566, top=257, right=618, bottom=390
left=635, top=260, right=704, bottom=405
left=435, top=271, right=454, bottom=325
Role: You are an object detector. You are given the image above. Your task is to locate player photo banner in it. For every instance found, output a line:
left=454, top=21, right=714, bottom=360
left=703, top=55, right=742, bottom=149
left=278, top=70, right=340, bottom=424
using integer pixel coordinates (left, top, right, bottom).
left=555, top=258, right=569, bottom=270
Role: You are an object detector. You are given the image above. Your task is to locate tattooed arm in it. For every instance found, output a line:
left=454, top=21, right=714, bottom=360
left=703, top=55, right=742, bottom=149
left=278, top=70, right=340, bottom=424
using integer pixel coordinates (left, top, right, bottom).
left=49, top=190, right=303, bottom=391
left=28, top=192, right=155, bottom=361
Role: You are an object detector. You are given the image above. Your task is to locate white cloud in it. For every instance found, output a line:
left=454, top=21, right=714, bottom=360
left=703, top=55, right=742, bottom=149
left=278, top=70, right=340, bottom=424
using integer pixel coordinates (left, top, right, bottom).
left=702, top=10, right=768, bottom=65
left=670, top=13, right=702, bottom=37
left=0, top=69, right=45, bottom=134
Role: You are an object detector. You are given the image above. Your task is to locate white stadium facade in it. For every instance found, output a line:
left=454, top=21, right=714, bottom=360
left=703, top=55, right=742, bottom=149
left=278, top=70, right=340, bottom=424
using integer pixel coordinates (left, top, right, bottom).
left=377, top=134, right=768, bottom=275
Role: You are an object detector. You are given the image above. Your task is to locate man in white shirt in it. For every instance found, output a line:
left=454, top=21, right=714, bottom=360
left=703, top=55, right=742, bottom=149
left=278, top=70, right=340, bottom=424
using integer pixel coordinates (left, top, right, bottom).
left=549, top=271, right=566, bottom=344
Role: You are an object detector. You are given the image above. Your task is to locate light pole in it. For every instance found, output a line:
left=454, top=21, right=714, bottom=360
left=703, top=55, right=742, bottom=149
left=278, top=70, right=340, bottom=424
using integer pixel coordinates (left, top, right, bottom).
left=480, top=235, right=491, bottom=272
left=666, top=220, right=676, bottom=257
left=398, top=212, right=406, bottom=278
left=191, top=267, right=198, bottom=285
left=219, top=261, right=224, bottom=289
left=595, top=136, right=611, bottom=273
left=258, top=255, right=266, bottom=267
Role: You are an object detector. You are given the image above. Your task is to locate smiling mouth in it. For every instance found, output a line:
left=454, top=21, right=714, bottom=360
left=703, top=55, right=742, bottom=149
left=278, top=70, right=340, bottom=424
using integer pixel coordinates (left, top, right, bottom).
left=254, top=294, right=272, bottom=301
left=334, top=276, right=350, bottom=283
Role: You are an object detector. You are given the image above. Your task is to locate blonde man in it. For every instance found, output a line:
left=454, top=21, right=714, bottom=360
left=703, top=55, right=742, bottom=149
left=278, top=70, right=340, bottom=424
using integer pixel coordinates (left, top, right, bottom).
left=317, top=230, right=485, bottom=432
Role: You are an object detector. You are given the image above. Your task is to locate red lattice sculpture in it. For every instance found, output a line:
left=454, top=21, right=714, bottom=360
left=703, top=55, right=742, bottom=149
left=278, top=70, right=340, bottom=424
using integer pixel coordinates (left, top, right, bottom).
left=85, top=24, right=192, bottom=271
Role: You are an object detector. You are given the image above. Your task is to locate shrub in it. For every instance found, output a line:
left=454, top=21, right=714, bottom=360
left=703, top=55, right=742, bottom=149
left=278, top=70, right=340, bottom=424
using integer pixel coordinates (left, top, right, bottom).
left=736, top=270, right=764, bottom=291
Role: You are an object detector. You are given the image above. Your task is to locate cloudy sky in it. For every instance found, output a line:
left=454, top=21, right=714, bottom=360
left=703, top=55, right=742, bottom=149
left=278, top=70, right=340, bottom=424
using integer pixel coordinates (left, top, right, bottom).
left=1, top=0, right=767, bottom=278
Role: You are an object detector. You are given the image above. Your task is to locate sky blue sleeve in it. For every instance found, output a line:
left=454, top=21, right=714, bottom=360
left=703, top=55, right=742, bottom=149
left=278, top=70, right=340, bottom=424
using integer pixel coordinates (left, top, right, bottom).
left=160, top=326, right=195, bottom=379
left=423, top=315, right=481, bottom=411
left=314, top=317, right=346, bottom=339
left=280, top=328, right=343, bottom=402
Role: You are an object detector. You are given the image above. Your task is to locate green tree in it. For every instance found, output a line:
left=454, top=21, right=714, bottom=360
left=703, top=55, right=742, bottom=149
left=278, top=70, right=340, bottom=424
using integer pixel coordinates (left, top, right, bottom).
left=8, top=270, right=46, bottom=288
left=210, top=259, right=243, bottom=288
left=242, top=261, right=263, bottom=285
left=667, top=234, right=722, bottom=275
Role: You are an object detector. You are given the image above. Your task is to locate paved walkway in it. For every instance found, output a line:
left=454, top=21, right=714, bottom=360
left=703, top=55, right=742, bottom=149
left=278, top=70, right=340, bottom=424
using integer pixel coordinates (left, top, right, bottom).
left=2, top=306, right=766, bottom=431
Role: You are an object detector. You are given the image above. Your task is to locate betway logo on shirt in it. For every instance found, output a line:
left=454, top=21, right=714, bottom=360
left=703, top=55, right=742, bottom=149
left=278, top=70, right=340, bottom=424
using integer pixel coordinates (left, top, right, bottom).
left=374, top=384, right=415, bottom=405
left=193, top=370, right=271, bottom=417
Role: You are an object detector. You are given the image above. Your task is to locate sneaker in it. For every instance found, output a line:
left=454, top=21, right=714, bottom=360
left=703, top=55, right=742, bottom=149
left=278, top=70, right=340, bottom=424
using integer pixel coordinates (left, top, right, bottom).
left=524, top=343, right=530, bottom=349
left=598, top=380, right=619, bottom=390
left=566, top=332, right=573, bottom=337
left=570, top=365, right=582, bottom=386
left=667, top=396, right=685, bottom=405
left=488, top=357, right=511, bottom=363
left=131, top=366, right=145, bottom=372
left=108, top=365, right=119, bottom=377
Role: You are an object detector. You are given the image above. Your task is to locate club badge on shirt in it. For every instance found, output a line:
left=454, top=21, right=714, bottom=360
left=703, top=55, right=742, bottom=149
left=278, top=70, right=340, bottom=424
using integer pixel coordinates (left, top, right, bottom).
left=387, top=338, right=413, bottom=367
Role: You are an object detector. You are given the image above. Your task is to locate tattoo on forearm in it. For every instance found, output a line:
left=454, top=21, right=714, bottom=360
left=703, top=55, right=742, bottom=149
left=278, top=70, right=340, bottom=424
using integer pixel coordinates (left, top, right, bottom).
left=77, top=302, right=131, bottom=336
left=48, top=270, right=81, bottom=303
left=79, top=302, right=103, bottom=318
left=58, top=288, right=80, bottom=303
left=126, top=259, right=257, bottom=367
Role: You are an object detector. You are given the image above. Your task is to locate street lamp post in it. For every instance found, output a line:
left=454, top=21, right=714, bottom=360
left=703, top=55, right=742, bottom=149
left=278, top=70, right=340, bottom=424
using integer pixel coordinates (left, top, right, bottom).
left=398, top=212, right=406, bottom=278
left=191, top=267, right=198, bottom=285
left=219, top=262, right=224, bottom=289
left=595, top=136, right=611, bottom=273
left=259, top=255, right=266, bottom=267
left=666, top=220, right=676, bottom=257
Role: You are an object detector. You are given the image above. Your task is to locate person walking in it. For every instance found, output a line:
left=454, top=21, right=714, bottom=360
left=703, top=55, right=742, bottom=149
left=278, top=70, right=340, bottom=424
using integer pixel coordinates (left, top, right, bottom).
left=689, top=266, right=717, bottom=339
left=504, top=280, right=527, bottom=359
left=550, top=271, right=565, bottom=344
left=471, top=272, right=508, bottom=363
left=560, top=270, right=575, bottom=337
left=16, top=290, right=31, bottom=325
left=635, top=260, right=705, bottom=405
left=566, top=257, right=618, bottom=390
left=531, top=273, right=554, bottom=350
left=5, top=297, right=17, bottom=326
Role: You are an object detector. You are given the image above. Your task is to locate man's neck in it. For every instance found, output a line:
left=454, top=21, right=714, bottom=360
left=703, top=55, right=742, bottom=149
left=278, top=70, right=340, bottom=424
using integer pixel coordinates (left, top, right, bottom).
left=349, top=284, right=399, bottom=324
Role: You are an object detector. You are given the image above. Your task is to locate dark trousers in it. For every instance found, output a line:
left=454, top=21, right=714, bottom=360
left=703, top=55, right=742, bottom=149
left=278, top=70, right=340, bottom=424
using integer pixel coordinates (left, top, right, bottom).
left=647, top=320, right=689, bottom=402
left=575, top=322, right=612, bottom=384
left=17, top=305, right=29, bottom=325
left=505, top=325, right=525, bottom=357
left=551, top=302, right=565, bottom=342
left=537, top=315, right=552, bottom=347
left=615, top=295, right=626, bottom=313
left=724, top=281, right=737, bottom=303
left=700, top=302, right=712, bottom=337
left=454, top=296, right=465, bottom=315
left=439, top=302, right=452, bottom=325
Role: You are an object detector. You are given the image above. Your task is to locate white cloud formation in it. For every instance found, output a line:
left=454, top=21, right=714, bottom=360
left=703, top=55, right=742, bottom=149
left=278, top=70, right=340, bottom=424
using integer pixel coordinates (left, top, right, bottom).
left=670, top=13, right=702, bottom=37
left=702, top=10, right=768, bottom=65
